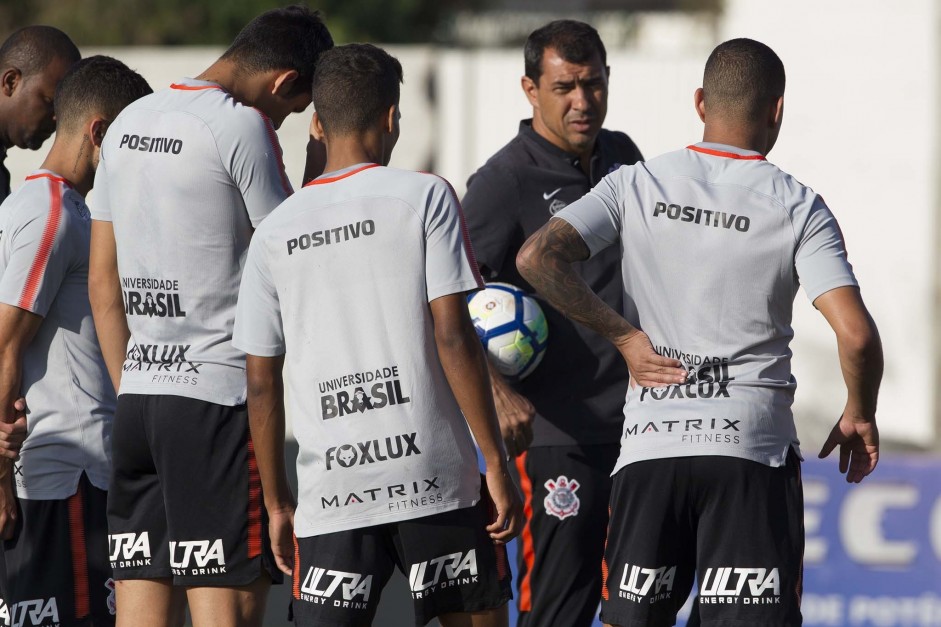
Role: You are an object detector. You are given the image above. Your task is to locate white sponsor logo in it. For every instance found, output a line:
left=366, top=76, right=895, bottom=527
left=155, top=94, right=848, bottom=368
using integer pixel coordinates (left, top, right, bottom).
left=699, top=567, right=781, bottom=605
left=542, top=188, right=562, bottom=200
left=109, top=531, right=152, bottom=568
left=617, top=563, right=676, bottom=603
left=7, top=598, right=58, bottom=627
left=408, top=550, right=479, bottom=598
left=299, top=567, right=372, bottom=609
left=170, top=539, right=226, bottom=575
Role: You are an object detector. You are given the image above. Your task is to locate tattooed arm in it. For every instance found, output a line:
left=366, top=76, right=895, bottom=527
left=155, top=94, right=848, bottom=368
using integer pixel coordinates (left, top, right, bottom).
left=517, top=218, right=687, bottom=388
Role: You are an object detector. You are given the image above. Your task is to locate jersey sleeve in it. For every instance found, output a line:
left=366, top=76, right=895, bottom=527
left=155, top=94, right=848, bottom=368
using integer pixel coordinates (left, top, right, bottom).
left=425, top=176, right=484, bottom=302
left=0, top=200, right=75, bottom=317
left=233, top=235, right=285, bottom=356
left=794, top=195, right=858, bottom=302
left=461, top=164, right=519, bottom=278
left=220, top=109, right=293, bottom=228
left=553, top=171, right=623, bottom=257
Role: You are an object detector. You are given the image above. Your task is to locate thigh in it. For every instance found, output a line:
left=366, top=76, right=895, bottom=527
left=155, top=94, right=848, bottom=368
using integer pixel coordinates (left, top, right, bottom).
left=514, top=444, right=618, bottom=627
left=4, top=474, right=115, bottom=627
left=148, top=396, right=279, bottom=587
left=600, top=460, right=696, bottom=627
left=692, top=451, right=803, bottom=627
left=395, top=488, right=512, bottom=627
left=292, top=527, right=396, bottom=627
left=108, top=394, right=170, bottom=581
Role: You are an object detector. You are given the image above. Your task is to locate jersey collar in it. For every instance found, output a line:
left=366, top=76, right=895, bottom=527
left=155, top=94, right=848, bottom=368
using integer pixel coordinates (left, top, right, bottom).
left=304, top=163, right=380, bottom=187
left=687, top=142, right=766, bottom=161
left=170, top=77, right=224, bottom=92
left=25, top=169, right=73, bottom=188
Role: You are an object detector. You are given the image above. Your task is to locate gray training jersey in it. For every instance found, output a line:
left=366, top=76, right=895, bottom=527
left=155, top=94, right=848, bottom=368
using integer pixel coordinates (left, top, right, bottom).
left=91, top=78, right=292, bottom=405
left=556, top=142, right=857, bottom=472
left=233, top=164, right=484, bottom=537
left=0, top=171, right=115, bottom=499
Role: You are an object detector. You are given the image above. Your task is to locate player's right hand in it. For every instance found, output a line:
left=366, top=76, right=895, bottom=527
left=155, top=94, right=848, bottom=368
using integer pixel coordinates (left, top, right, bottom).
left=267, top=505, right=296, bottom=575
left=0, top=398, right=29, bottom=460
left=613, top=329, right=687, bottom=388
left=484, top=467, right=523, bottom=544
left=0, top=472, right=17, bottom=540
left=818, top=412, right=879, bottom=483
left=492, top=381, right=535, bottom=458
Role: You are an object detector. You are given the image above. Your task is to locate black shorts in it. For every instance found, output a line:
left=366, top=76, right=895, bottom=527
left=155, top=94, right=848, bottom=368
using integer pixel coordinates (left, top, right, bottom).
left=513, top=444, right=619, bottom=627
left=107, top=394, right=280, bottom=586
left=601, top=451, right=803, bottom=627
left=292, top=488, right=512, bottom=626
left=1, top=473, right=115, bottom=627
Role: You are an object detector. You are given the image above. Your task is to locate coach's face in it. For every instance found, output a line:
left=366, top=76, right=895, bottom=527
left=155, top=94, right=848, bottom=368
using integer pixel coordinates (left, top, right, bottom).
left=523, top=47, right=608, bottom=156
left=3, top=55, right=72, bottom=150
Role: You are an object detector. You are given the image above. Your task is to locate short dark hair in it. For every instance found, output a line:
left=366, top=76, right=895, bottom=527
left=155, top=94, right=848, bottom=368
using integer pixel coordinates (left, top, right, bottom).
left=221, top=5, right=333, bottom=96
left=524, top=20, right=607, bottom=83
left=312, top=44, right=403, bottom=136
left=54, top=56, right=152, bottom=134
left=702, top=38, right=786, bottom=121
left=0, top=25, right=80, bottom=78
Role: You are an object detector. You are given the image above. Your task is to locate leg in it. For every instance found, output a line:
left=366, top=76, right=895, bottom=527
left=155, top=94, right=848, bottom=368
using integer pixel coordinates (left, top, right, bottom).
left=439, top=605, right=508, bottom=627
left=514, top=444, right=618, bottom=627
left=186, top=576, right=270, bottom=627
left=115, top=579, right=186, bottom=627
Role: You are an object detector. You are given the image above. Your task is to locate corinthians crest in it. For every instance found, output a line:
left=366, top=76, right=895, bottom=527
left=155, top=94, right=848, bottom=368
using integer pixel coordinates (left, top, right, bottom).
left=544, top=475, right=580, bottom=520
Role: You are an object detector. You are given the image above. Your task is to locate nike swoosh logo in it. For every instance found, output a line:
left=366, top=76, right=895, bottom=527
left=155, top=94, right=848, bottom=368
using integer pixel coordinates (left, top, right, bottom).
left=543, top=188, right=563, bottom=200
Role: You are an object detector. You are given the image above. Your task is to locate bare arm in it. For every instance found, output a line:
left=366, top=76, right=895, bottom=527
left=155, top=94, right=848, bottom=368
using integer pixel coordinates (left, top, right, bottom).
left=814, top=286, right=883, bottom=482
left=89, top=220, right=130, bottom=393
left=517, top=218, right=686, bottom=387
left=0, top=303, right=42, bottom=538
left=246, top=354, right=294, bottom=574
left=486, top=358, right=534, bottom=458
left=431, top=292, right=522, bottom=543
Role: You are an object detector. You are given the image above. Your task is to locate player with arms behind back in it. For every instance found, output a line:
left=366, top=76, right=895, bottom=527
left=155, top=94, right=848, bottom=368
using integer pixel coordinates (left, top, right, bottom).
left=518, top=38, right=883, bottom=626
left=88, top=7, right=333, bottom=627
left=0, top=56, right=151, bottom=627
left=233, top=43, right=523, bottom=627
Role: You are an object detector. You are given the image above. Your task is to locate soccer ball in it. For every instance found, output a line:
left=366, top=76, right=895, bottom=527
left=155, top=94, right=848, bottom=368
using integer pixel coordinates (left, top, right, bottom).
left=467, top=282, right=548, bottom=381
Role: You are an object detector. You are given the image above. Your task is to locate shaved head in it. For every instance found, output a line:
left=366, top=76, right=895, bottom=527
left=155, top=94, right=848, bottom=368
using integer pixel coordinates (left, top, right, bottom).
left=0, top=26, right=80, bottom=78
left=702, top=38, right=785, bottom=122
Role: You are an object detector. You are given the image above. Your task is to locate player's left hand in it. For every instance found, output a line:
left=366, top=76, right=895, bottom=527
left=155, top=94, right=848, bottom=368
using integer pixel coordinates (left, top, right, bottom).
left=267, top=505, right=295, bottom=575
left=818, top=413, right=879, bottom=483
left=484, top=467, right=523, bottom=544
left=0, top=398, right=29, bottom=460
left=613, top=329, right=687, bottom=389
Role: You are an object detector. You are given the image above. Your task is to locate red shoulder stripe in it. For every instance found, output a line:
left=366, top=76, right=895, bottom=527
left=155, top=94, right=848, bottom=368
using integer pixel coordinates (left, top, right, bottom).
left=18, top=178, right=64, bottom=310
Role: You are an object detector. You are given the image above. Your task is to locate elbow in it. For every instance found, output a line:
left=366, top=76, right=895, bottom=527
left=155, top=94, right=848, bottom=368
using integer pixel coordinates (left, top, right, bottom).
left=838, top=317, right=882, bottom=361
left=515, top=237, right=539, bottom=284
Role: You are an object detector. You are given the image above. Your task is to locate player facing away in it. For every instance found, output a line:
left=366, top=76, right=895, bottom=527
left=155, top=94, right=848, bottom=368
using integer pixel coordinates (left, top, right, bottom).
left=0, top=26, right=80, bottom=201
left=461, top=20, right=643, bottom=627
left=517, top=38, right=883, bottom=627
left=0, top=56, right=151, bottom=627
left=87, top=7, right=333, bottom=627
left=233, top=44, right=523, bottom=627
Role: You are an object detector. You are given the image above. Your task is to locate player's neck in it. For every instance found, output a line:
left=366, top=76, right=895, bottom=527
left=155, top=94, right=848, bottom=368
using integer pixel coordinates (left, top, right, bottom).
left=196, top=60, right=263, bottom=108
left=322, top=136, right=387, bottom=174
left=701, top=123, right=772, bottom=156
left=39, top=135, right=93, bottom=196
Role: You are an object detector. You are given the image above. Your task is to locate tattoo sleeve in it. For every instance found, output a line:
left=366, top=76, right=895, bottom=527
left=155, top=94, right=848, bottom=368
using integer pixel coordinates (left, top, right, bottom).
left=516, top=218, right=637, bottom=344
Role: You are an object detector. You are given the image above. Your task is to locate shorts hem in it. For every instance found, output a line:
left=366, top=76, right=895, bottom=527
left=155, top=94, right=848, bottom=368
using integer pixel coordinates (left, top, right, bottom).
left=415, top=591, right=512, bottom=627
left=599, top=611, right=671, bottom=627
left=113, top=568, right=174, bottom=581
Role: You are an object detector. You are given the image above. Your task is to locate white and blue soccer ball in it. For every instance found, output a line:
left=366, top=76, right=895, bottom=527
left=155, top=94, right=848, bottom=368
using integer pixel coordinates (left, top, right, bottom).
left=467, top=282, right=548, bottom=381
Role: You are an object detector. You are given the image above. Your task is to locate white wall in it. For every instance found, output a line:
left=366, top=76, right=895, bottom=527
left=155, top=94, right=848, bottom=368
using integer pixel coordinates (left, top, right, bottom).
left=4, top=0, right=935, bottom=448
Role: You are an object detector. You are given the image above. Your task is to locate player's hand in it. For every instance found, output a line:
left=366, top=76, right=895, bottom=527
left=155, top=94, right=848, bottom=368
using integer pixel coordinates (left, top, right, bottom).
left=492, top=378, right=534, bottom=458
left=0, top=471, right=17, bottom=540
left=267, top=504, right=296, bottom=575
left=483, top=467, right=523, bottom=544
left=0, top=398, right=29, bottom=460
left=818, top=412, right=879, bottom=483
left=613, top=329, right=687, bottom=388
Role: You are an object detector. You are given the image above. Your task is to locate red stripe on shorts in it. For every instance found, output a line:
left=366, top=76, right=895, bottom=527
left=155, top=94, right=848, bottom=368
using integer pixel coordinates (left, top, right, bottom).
left=67, top=487, right=91, bottom=619
left=601, top=505, right=612, bottom=601
left=293, top=536, right=301, bottom=600
left=247, top=438, right=263, bottom=559
left=515, top=452, right=535, bottom=612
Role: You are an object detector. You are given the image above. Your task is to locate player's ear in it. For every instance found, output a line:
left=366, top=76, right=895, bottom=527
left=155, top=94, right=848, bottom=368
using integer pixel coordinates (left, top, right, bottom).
left=384, top=104, right=398, bottom=134
left=90, top=118, right=109, bottom=148
left=310, top=111, right=325, bottom=140
left=1, top=67, right=21, bottom=97
left=771, top=95, right=784, bottom=129
left=694, top=88, right=706, bottom=123
left=521, top=75, right=539, bottom=108
left=271, top=69, right=300, bottom=97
